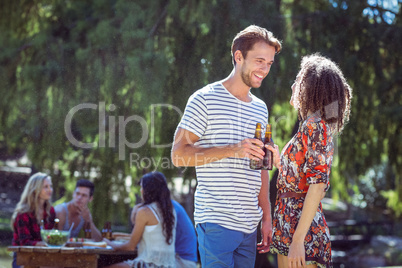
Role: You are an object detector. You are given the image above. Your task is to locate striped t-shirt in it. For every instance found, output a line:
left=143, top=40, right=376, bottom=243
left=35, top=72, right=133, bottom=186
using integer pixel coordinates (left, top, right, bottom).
left=177, top=81, right=268, bottom=233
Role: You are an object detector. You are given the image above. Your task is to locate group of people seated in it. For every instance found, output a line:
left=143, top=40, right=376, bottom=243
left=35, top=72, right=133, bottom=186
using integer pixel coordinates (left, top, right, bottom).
left=11, top=171, right=198, bottom=268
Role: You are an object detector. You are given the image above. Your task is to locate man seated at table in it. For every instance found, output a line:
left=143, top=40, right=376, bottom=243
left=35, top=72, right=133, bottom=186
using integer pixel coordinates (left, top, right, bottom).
left=170, top=199, right=198, bottom=268
left=55, top=179, right=102, bottom=241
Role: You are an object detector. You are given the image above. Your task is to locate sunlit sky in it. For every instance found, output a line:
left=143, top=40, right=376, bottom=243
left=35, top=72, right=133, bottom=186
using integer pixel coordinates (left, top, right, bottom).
left=329, top=0, right=401, bottom=24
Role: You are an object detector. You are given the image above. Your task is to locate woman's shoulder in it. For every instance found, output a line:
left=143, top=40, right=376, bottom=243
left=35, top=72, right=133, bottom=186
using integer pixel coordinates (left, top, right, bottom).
left=16, top=210, right=33, bottom=217
left=135, top=204, right=160, bottom=225
left=13, top=211, right=34, bottom=225
left=136, top=204, right=155, bottom=217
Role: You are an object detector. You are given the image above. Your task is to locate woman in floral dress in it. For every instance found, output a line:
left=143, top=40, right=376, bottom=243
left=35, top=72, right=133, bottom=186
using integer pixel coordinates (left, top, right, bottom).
left=266, top=54, right=352, bottom=268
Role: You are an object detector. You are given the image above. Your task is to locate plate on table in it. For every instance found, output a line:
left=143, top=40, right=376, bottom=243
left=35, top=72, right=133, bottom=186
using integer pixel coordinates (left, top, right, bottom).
left=83, top=245, right=113, bottom=250
left=65, top=242, right=83, bottom=247
left=82, top=241, right=109, bottom=249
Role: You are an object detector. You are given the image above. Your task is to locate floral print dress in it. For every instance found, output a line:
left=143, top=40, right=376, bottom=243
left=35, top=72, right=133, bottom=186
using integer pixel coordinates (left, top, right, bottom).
left=270, top=116, right=334, bottom=268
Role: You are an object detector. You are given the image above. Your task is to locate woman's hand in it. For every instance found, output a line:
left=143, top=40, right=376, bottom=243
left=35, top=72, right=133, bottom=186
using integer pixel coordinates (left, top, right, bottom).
left=265, top=144, right=280, bottom=169
left=103, top=238, right=113, bottom=248
left=288, top=240, right=306, bottom=268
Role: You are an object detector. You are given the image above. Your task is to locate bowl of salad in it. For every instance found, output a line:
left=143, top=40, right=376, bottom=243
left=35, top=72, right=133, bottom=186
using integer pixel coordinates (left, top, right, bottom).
left=40, top=229, right=70, bottom=247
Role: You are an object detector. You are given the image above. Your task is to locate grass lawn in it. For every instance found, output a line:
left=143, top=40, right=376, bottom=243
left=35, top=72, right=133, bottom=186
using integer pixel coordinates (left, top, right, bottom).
left=0, top=258, right=12, bottom=268
left=0, top=246, right=12, bottom=268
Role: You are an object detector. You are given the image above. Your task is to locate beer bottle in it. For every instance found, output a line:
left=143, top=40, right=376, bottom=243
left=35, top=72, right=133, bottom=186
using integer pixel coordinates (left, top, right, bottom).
left=106, top=222, right=113, bottom=240
left=102, top=222, right=113, bottom=239
left=84, top=221, right=92, bottom=239
left=250, top=123, right=263, bottom=169
left=262, top=124, right=274, bottom=170
left=102, top=222, right=108, bottom=238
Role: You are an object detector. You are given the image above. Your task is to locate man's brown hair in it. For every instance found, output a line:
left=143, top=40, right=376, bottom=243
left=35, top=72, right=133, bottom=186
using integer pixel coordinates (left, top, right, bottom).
left=231, top=25, right=282, bottom=66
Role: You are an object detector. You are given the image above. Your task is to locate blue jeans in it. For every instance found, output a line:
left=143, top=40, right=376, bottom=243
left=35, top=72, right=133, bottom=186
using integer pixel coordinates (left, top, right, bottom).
left=12, top=252, right=21, bottom=268
left=196, top=222, right=257, bottom=268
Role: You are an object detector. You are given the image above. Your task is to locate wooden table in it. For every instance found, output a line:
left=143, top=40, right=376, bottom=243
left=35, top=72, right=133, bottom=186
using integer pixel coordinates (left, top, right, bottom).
left=8, top=245, right=137, bottom=268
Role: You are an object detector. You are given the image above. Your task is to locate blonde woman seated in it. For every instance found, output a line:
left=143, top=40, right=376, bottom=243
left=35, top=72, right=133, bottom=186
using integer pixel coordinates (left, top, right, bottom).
left=105, top=172, right=177, bottom=268
left=11, top=173, right=55, bottom=268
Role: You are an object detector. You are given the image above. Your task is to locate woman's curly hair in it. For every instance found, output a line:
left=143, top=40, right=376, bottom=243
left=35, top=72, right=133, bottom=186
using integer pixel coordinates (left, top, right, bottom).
left=140, top=172, right=175, bottom=245
left=294, top=53, right=353, bottom=134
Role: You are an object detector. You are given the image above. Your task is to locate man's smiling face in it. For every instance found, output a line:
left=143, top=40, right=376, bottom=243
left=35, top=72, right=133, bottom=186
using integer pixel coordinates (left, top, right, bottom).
left=239, top=41, right=276, bottom=89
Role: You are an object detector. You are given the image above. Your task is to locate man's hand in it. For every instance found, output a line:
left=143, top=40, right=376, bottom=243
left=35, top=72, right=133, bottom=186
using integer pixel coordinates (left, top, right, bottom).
left=230, top=138, right=265, bottom=160
left=171, top=128, right=266, bottom=167
left=77, top=204, right=92, bottom=223
left=257, top=218, right=272, bottom=254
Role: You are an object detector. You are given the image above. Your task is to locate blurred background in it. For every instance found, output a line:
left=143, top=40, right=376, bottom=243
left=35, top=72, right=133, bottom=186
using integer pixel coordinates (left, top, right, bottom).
left=0, top=0, right=401, bottom=267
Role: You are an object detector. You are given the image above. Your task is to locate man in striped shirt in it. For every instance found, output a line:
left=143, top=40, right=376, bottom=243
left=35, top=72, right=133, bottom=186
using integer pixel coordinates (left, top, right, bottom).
left=172, top=25, right=282, bottom=267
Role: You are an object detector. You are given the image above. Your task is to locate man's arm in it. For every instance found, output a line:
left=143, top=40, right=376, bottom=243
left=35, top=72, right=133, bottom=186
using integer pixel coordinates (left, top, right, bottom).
left=257, top=169, right=272, bottom=253
left=79, top=205, right=102, bottom=241
left=171, top=128, right=265, bottom=167
left=89, top=220, right=102, bottom=241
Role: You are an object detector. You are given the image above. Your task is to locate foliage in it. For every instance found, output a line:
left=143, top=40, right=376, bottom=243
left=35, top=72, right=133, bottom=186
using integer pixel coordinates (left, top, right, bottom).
left=0, top=0, right=400, bottom=224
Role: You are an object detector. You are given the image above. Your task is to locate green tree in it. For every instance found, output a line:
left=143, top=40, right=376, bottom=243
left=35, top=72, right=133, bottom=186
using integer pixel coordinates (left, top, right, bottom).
left=282, top=0, right=402, bottom=216
left=0, top=0, right=400, bottom=227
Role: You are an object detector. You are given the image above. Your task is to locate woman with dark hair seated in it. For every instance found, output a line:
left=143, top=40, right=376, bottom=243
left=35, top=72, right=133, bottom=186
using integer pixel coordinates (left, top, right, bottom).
left=105, top=171, right=176, bottom=268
